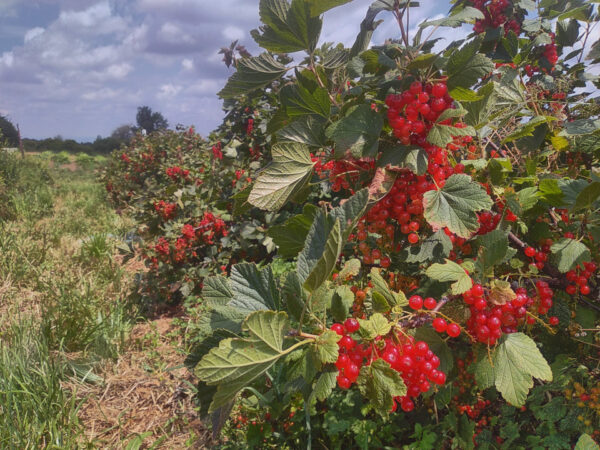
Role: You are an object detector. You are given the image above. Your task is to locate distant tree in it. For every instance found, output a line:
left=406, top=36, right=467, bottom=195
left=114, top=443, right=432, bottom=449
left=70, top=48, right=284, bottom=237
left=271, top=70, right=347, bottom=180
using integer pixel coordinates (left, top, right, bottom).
left=136, top=106, right=168, bottom=134
left=0, top=115, right=19, bottom=146
left=111, top=124, right=135, bottom=142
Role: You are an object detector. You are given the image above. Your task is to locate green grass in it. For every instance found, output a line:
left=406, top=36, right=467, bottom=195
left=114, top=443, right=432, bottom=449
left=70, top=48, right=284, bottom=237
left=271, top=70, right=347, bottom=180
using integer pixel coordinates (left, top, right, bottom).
left=0, top=151, right=136, bottom=447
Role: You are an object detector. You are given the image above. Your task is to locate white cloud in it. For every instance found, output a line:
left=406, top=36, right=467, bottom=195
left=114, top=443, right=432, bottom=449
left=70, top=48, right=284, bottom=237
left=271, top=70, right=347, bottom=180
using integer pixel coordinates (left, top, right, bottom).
left=157, top=83, right=182, bottom=99
left=24, top=27, right=44, bottom=43
left=222, top=25, right=244, bottom=42
left=181, top=58, right=193, bottom=70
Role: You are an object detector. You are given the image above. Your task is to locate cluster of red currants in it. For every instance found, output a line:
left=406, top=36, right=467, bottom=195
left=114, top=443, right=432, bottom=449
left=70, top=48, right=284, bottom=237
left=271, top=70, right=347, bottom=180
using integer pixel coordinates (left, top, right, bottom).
left=407, top=295, right=462, bottom=337
left=165, top=166, right=190, bottom=181
left=331, top=319, right=447, bottom=413
left=566, top=261, right=598, bottom=296
left=524, top=240, right=552, bottom=271
left=470, top=0, right=521, bottom=35
left=154, top=200, right=177, bottom=221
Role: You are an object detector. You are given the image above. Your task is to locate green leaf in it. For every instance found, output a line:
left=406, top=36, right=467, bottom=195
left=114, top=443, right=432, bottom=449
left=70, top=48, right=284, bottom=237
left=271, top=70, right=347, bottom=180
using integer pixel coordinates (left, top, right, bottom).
left=331, top=285, right=354, bottom=321
left=329, top=189, right=369, bottom=238
left=252, top=0, right=322, bottom=53
left=248, top=142, right=315, bottom=211
left=426, top=259, right=473, bottom=295
left=202, top=275, right=233, bottom=307
left=196, top=311, right=298, bottom=412
left=402, top=229, right=452, bottom=263
left=561, top=119, right=600, bottom=136
left=574, top=434, right=600, bottom=450
left=501, top=116, right=551, bottom=144
left=229, top=263, right=281, bottom=311
left=303, top=219, right=343, bottom=293
left=493, top=333, right=552, bottom=406
left=268, top=204, right=319, bottom=257
left=358, top=313, right=392, bottom=340
left=420, top=6, right=484, bottom=28
left=219, top=53, right=288, bottom=99
left=423, top=174, right=493, bottom=238
left=310, top=368, right=338, bottom=403
left=463, top=82, right=494, bottom=129
left=306, top=0, right=352, bottom=16
left=281, top=84, right=331, bottom=118
left=427, top=123, right=476, bottom=148
left=449, top=87, right=483, bottom=102
left=574, top=182, right=600, bottom=211
left=475, top=229, right=510, bottom=276
left=370, top=267, right=407, bottom=307
left=350, top=1, right=387, bottom=57
left=231, top=184, right=254, bottom=217
left=556, top=19, right=580, bottom=47
left=321, top=46, right=349, bottom=69
left=282, top=271, right=307, bottom=321
left=446, top=38, right=495, bottom=90
left=326, top=104, right=383, bottom=159
left=276, top=115, right=327, bottom=147
left=550, top=238, right=591, bottom=273
left=356, top=359, right=407, bottom=418
left=474, top=350, right=495, bottom=389
left=538, top=178, right=564, bottom=206
left=377, top=145, right=428, bottom=175
left=312, top=330, right=342, bottom=364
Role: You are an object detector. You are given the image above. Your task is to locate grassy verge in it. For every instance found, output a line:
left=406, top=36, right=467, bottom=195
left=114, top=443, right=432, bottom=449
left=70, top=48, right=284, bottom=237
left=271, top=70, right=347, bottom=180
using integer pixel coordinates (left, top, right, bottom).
left=0, top=152, right=134, bottom=448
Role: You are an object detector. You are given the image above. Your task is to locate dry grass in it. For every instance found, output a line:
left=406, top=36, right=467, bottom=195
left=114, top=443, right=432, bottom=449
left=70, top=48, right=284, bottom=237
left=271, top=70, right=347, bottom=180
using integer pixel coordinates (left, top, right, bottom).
left=69, top=317, right=212, bottom=449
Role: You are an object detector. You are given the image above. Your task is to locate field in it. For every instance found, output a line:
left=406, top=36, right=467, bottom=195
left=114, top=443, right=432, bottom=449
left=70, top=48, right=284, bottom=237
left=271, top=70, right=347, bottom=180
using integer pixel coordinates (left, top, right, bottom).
left=0, top=153, right=207, bottom=448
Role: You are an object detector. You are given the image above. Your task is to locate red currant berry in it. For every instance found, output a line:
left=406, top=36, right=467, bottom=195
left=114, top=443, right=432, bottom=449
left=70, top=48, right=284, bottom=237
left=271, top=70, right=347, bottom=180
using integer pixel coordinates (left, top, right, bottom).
left=447, top=323, right=461, bottom=337
left=344, top=318, right=360, bottom=333
left=423, top=297, right=437, bottom=309
left=409, top=295, right=423, bottom=310
left=432, top=317, right=448, bottom=333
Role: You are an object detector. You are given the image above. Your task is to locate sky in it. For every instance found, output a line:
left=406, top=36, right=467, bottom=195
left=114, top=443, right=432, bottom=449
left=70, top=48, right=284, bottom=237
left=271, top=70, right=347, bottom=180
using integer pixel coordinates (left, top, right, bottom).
left=0, top=0, right=466, bottom=141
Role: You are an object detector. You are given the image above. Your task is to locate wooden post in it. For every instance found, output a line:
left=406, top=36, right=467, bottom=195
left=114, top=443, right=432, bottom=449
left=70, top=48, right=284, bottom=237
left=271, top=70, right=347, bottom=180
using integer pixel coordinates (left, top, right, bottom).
left=17, top=124, right=24, bottom=159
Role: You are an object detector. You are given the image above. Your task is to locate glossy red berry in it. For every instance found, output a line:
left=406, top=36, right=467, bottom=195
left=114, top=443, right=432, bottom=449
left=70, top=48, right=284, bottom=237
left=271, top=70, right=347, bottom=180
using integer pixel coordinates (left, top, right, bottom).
left=432, top=317, right=448, bottom=333
left=344, top=318, right=360, bottom=333
left=423, top=297, right=437, bottom=309
left=524, top=247, right=536, bottom=257
left=447, top=323, right=461, bottom=337
left=331, top=323, right=345, bottom=335
left=549, top=316, right=559, bottom=326
left=409, top=295, right=423, bottom=310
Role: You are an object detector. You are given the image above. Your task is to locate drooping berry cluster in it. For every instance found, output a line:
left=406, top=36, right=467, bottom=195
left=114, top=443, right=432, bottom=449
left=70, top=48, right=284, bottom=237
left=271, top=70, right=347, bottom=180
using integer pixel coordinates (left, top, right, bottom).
left=566, top=261, right=598, bottom=296
left=165, top=166, right=190, bottom=181
left=154, top=200, right=177, bottom=221
left=470, top=0, right=521, bottom=35
left=462, top=280, right=555, bottom=345
left=331, top=320, right=447, bottom=413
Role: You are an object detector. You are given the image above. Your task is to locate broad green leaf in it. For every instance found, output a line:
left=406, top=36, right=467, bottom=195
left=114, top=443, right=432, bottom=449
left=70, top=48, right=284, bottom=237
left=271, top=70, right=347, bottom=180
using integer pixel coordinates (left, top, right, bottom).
left=574, top=434, right=600, bottom=450
left=282, top=271, right=306, bottom=321
left=475, top=229, right=510, bottom=276
left=303, top=219, right=343, bottom=293
left=537, top=178, right=564, bottom=206
left=426, top=259, right=473, bottom=295
left=561, top=118, right=600, bottom=136
left=268, top=204, right=319, bottom=257
left=306, top=0, right=352, bottom=16
left=331, top=285, right=354, bottom=321
left=349, top=0, right=387, bottom=57
left=501, top=116, right=551, bottom=144
left=377, top=145, right=428, bottom=175
left=556, top=19, right=580, bottom=47
left=402, top=229, right=452, bottom=263
left=493, top=333, right=552, bottom=406
left=463, top=82, right=494, bottom=129
left=219, top=53, right=288, bottom=99
left=574, top=182, right=600, bottom=211
left=474, top=350, right=495, bottom=389
left=423, top=174, right=493, bottom=238
left=446, top=38, right=495, bottom=90
left=281, top=84, right=331, bottom=118
left=196, top=311, right=299, bottom=412
left=252, top=0, right=322, bottom=53
left=372, top=291, right=391, bottom=313
left=356, top=359, right=407, bottom=418
left=297, top=211, right=334, bottom=283
left=312, top=330, right=342, bottom=364
left=449, top=86, right=483, bottom=102
left=276, top=115, right=327, bottom=147
left=420, top=6, right=484, bottom=28
left=310, top=369, right=338, bottom=403
left=196, top=306, right=248, bottom=335
left=321, top=46, right=349, bottom=69
left=202, top=275, right=233, bottom=307
left=229, top=263, right=281, bottom=312
left=326, top=104, right=383, bottom=159
left=516, top=186, right=538, bottom=211
left=231, top=184, right=253, bottom=217
left=370, top=267, right=407, bottom=307
left=358, top=313, right=391, bottom=340
left=427, top=123, right=476, bottom=148
left=550, top=238, right=591, bottom=273
left=248, top=142, right=315, bottom=211
left=329, top=189, right=369, bottom=238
